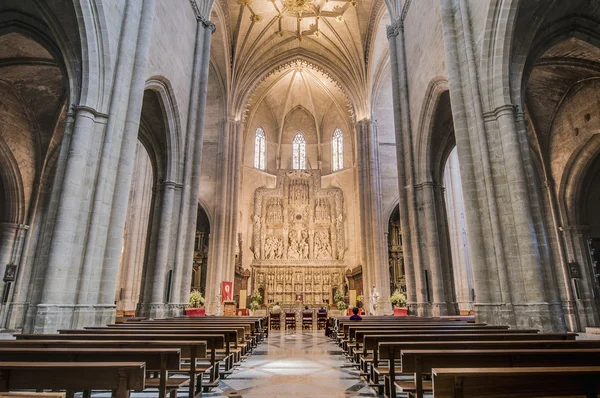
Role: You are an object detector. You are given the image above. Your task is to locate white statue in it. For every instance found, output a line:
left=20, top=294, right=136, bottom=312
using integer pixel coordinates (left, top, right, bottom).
left=369, top=285, right=379, bottom=315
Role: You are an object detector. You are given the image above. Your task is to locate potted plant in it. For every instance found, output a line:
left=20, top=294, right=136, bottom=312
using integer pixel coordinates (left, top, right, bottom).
left=249, top=299, right=260, bottom=315
left=333, top=290, right=344, bottom=308
left=390, top=289, right=408, bottom=316
left=185, top=289, right=206, bottom=316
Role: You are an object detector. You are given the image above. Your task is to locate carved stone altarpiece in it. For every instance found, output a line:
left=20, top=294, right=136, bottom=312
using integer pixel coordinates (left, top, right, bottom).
left=251, top=170, right=346, bottom=304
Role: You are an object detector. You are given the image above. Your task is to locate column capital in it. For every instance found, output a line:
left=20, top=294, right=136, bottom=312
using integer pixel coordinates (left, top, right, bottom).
left=199, top=15, right=216, bottom=33
left=386, top=19, right=403, bottom=39
left=483, top=103, right=519, bottom=121
left=71, top=104, right=109, bottom=120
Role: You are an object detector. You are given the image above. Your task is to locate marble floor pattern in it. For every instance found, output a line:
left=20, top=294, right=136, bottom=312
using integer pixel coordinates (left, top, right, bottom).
left=205, top=329, right=378, bottom=398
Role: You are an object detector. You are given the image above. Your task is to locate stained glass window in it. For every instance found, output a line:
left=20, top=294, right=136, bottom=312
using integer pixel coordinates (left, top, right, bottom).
left=254, top=127, right=266, bottom=170
left=292, top=132, right=306, bottom=170
left=332, top=128, right=343, bottom=171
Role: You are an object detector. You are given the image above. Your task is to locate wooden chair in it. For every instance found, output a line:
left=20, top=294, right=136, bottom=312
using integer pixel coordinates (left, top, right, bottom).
left=317, top=312, right=327, bottom=330
left=285, top=312, right=296, bottom=330
left=302, top=311, right=313, bottom=330
left=270, top=312, right=281, bottom=330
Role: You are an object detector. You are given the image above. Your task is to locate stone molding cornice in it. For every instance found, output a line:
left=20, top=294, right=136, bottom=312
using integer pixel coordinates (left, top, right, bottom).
left=414, top=181, right=443, bottom=190
left=482, top=104, right=519, bottom=121
left=71, top=105, right=109, bottom=120
left=159, top=180, right=183, bottom=189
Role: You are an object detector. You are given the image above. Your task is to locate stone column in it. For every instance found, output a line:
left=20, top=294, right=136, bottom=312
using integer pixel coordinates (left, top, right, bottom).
left=94, top=0, right=158, bottom=328
left=419, top=181, right=451, bottom=316
left=356, top=119, right=392, bottom=315
left=205, top=117, right=239, bottom=315
left=171, top=15, right=216, bottom=312
left=386, top=19, right=422, bottom=314
left=33, top=105, right=109, bottom=333
left=439, top=0, right=510, bottom=325
left=116, top=146, right=153, bottom=313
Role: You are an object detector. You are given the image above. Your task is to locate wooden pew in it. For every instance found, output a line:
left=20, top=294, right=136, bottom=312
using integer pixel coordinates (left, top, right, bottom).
left=0, top=340, right=206, bottom=398
left=374, top=333, right=577, bottom=394
left=0, top=348, right=182, bottom=398
left=401, top=348, right=600, bottom=398
left=0, top=362, right=145, bottom=398
left=16, top=333, right=224, bottom=389
left=63, top=327, right=240, bottom=372
left=432, top=366, right=600, bottom=398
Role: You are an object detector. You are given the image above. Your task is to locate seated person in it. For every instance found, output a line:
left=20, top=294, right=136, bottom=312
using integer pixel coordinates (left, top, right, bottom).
left=349, top=306, right=362, bottom=320
left=318, top=306, right=327, bottom=314
left=271, top=302, right=281, bottom=314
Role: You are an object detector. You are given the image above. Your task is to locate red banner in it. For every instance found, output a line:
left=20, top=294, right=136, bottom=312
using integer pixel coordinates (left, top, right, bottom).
left=221, top=281, right=233, bottom=302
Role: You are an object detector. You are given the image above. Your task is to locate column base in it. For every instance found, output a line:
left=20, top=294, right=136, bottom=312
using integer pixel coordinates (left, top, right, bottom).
left=30, top=304, right=116, bottom=333
left=137, top=303, right=185, bottom=319
left=512, top=302, right=566, bottom=332
left=4, top=302, right=28, bottom=330
left=431, top=302, right=459, bottom=317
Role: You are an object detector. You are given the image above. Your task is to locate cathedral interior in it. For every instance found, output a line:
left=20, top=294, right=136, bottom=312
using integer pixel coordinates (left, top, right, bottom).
left=0, top=0, right=600, bottom=335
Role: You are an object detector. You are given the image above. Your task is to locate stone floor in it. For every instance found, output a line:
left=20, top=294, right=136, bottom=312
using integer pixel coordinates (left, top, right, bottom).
left=204, top=329, right=377, bottom=398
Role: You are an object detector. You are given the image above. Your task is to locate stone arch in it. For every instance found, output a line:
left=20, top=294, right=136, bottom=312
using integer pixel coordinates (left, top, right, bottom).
left=234, top=54, right=359, bottom=122
left=479, top=0, right=521, bottom=110
left=415, top=77, right=450, bottom=183
left=144, top=77, right=184, bottom=183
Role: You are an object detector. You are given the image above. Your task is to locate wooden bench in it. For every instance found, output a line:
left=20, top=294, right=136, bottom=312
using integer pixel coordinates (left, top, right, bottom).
left=0, top=362, right=145, bottom=398
left=64, top=327, right=240, bottom=372
left=0, top=348, right=183, bottom=398
left=16, top=333, right=224, bottom=390
left=0, top=339, right=206, bottom=398
left=373, top=333, right=577, bottom=395
left=401, top=348, right=600, bottom=398
left=0, top=393, right=66, bottom=398
left=432, top=366, right=600, bottom=398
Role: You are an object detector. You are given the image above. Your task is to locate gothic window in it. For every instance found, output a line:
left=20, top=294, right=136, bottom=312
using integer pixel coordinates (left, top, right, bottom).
left=332, top=128, right=343, bottom=171
left=254, top=127, right=266, bottom=170
left=292, top=132, right=306, bottom=170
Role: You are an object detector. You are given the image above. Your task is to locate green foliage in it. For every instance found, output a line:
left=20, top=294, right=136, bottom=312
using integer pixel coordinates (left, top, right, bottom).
left=250, top=289, right=262, bottom=303
left=333, top=290, right=344, bottom=304
left=336, top=301, right=347, bottom=310
left=189, top=290, right=205, bottom=308
left=389, top=289, right=407, bottom=307
left=250, top=300, right=260, bottom=311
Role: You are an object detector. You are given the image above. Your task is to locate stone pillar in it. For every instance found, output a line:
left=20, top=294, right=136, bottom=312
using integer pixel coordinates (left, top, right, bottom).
left=205, top=117, right=239, bottom=315
left=386, top=19, right=423, bottom=315
left=439, top=0, right=512, bottom=326
left=7, top=111, right=75, bottom=331
left=171, top=15, right=216, bottom=313
left=116, top=145, right=153, bottom=313
left=33, top=105, right=109, bottom=333
left=418, top=181, right=452, bottom=316
left=356, top=119, right=392, bottom=315
left=94, top=0, right=158, bottom=328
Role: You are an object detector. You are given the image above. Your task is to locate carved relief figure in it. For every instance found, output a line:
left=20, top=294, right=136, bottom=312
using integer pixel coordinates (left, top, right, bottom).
left=264, top=235, right=283, bottom=260
left=299, top=230, right=309, bottom=259
left=315, top=230, right=332, bottom=259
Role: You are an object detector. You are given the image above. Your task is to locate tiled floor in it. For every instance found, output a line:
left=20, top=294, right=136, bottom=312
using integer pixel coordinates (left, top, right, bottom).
left=205, top=329, right=377, bottom=398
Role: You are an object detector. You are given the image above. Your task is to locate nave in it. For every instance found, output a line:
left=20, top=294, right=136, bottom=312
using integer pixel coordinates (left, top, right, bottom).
left=206, top=331, right=375, bottom=398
